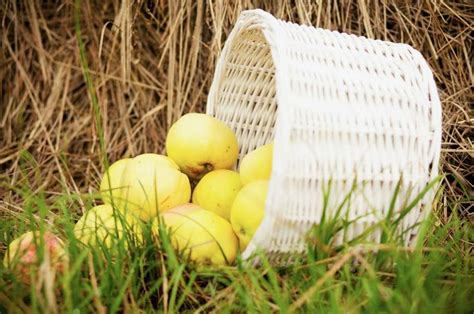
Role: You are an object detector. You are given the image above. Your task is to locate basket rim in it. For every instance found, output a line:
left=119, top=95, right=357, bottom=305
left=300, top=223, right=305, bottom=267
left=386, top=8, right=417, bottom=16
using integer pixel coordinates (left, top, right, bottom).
left=206, top=9, right=294, bottom=260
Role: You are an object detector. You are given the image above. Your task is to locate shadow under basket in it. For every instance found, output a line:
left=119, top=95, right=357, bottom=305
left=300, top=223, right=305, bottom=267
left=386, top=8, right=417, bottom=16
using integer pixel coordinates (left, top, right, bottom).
left=206, top=9, right=442, bottom=264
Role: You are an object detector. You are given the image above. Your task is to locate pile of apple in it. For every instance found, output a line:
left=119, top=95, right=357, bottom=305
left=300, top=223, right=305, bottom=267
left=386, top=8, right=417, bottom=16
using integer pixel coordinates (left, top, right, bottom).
left=4, top=113, right=273, bottom=280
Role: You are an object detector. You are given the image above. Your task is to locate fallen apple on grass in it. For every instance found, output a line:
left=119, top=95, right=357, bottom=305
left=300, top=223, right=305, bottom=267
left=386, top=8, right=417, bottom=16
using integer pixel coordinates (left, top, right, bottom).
left=74, top=204, right=143, bottom=249
left=100, top=157, right=131, bottom=206
left=3, top=231, right=69, bottom=285
left=153, top=203, right=239, bottom=266
left=99, top=153, right=191, bottom=221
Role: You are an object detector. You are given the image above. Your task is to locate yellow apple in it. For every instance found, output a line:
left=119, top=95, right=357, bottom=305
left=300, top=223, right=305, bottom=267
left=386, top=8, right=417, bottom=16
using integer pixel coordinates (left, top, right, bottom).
left=4, top=231, right=68, bottom=285
left=74, top=204, right=143, bottom=248
left=192, top=170, right=241, bottom=221
left=153, top=203, right=239, bottom=266
left=100, top=154, right=181, bottom=208
left=239, top=142, right=273, bottom=186
left=165, top=113, right=239, bottom=179
left=99, top=154, right=190, bottom=221
left=121, top=155, right=191, bottom=220
left=230, top=180, right=269, bottom=251
left=133, top=153, right=179, bottom=170
left=100, top=158, right=132, bottom=206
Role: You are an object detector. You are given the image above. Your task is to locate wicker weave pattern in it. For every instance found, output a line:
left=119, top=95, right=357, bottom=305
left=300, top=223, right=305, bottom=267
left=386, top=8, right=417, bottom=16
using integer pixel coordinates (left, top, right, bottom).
left=206, top=10, right=441, bottom=261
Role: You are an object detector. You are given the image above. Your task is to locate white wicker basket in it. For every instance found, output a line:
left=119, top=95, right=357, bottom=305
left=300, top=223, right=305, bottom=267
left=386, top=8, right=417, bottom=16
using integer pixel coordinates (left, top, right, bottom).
left=206, top=9, right=441, bottom=262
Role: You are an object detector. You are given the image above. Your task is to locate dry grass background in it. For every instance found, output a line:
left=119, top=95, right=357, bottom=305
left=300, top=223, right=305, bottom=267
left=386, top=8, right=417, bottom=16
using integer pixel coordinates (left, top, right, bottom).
left=0, top=1, right=472, bottom=228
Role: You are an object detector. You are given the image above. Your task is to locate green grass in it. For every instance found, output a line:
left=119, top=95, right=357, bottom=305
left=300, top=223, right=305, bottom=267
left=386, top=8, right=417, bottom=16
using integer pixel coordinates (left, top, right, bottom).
left=0, top=159, right=472, bottom=313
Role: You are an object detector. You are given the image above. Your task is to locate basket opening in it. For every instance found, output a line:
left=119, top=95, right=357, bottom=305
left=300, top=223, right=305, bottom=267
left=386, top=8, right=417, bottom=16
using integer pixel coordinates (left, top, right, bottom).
left=210, top=28, right=278, bottom=167
left=206, top=25, right=281, bottom=260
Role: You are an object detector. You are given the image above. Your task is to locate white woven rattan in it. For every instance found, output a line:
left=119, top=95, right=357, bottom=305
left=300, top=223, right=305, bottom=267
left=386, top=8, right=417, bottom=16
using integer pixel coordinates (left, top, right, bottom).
left=206, top=9, right=441, bottom=262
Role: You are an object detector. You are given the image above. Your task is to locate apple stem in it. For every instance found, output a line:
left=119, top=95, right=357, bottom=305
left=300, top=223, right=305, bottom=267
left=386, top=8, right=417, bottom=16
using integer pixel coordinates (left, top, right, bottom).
left=204, top=163, right=214, bottom=173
